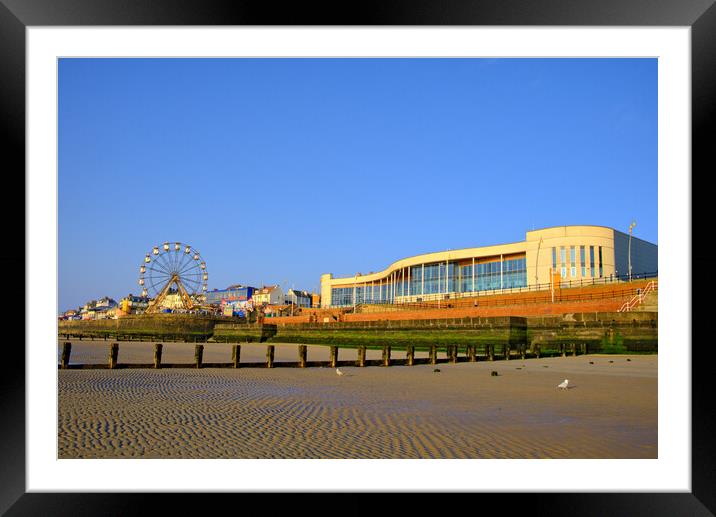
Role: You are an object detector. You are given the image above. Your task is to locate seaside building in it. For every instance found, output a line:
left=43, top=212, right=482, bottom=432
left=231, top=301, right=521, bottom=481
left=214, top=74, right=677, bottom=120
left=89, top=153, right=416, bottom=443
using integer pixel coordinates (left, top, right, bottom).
left=286, top=288, right=312, bottom=308
left=320, top=225, right=658, bottom=308
left=119, top=294, right=150, bottom=315
left=205, top=285, right=256, bottom=305
left=78, top=296, right=119, bottom=319
left=253, top=285, right=285, bottom=306
left=311, top=292, right=321, bottom=308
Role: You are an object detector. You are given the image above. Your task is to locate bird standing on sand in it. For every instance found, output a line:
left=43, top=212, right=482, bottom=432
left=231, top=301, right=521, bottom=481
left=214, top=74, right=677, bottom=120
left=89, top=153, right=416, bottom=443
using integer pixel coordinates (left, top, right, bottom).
left=336, top=368, right=344, bottom=376
left=557, top=379, right=569, bottom=390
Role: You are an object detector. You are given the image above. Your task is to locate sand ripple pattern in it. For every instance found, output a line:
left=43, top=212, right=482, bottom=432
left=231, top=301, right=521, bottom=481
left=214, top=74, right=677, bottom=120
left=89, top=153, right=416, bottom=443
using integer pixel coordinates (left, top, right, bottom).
left=58, top=356, right=657, bottom=459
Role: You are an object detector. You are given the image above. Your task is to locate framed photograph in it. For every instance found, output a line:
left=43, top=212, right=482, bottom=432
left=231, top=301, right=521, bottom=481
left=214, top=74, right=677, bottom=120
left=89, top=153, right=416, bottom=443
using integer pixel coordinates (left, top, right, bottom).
left=6, top=0, right=711, bottom=513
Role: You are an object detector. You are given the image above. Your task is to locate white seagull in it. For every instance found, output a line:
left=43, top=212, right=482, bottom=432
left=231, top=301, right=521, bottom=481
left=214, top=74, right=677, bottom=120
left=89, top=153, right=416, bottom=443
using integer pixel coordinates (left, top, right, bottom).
left=336, top=368, right=344, bottom=376
left=557, top=379, right=569, bottom=390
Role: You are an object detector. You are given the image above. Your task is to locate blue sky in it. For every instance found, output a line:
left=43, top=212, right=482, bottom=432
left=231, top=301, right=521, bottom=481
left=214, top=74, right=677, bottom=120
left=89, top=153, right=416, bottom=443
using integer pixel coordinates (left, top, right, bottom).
left=58, top=58, right=657, bottom=312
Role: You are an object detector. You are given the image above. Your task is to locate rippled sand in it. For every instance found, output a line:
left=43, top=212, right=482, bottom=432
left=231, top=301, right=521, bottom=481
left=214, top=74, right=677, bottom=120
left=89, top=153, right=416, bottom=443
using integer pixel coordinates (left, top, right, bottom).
left=58, top=342, right=657, bottom=459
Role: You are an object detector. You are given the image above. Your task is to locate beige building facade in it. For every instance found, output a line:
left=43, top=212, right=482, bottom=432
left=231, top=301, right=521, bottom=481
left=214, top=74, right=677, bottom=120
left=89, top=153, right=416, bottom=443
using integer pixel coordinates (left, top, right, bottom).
left=321, top=225, right=657, bottom=307
left=253, top=285, right=285, bottom=305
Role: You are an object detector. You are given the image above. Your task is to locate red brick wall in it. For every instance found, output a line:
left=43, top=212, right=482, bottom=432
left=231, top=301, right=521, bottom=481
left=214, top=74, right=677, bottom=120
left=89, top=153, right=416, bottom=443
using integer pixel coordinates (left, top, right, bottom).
left=263, top=280, right=654, bottom=325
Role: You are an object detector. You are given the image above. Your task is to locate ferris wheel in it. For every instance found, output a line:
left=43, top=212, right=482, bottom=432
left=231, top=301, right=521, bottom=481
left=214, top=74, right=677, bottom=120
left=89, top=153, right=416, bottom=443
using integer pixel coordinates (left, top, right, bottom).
left=138, top=242, right=208, bottom=313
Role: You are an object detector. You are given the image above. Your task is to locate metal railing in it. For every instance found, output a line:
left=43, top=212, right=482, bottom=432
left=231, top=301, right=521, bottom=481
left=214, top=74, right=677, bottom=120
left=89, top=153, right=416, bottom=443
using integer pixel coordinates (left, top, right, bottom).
left=618, top=280, right=658, bottom=312
left=330, top=271, right=658, bottom=311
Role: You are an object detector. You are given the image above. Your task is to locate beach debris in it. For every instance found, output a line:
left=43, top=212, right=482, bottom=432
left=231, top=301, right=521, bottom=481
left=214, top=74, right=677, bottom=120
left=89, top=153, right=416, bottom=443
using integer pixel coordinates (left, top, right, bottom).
left=433, top=368, right=441, bottom=373
left=589, top=361, right=594, bottom=365
left=627, top=358, right=631, bottom=362
left=609, top=360, right=614, bottom=363
left=336, top=368, right=344, bottom=376
left=543, top=365, right=549, bottom=368
left=557, top=379, right=569, bottom=390
left=491, top=371, right=499, bottom=376
left=515, top=367, right=522, bottom=370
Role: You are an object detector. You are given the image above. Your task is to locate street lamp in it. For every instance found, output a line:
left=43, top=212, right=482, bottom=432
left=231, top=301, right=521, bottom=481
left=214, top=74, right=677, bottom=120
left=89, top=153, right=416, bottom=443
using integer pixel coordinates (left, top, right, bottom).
left=628, top=221, right=636, bottom=282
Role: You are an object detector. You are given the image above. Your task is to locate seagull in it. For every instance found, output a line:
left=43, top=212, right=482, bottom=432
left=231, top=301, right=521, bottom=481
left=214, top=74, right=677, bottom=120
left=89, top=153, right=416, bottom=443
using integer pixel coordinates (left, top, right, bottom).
left=557, top=379, right=569, bottom=390
left=336, top=368, right=344, bottom=376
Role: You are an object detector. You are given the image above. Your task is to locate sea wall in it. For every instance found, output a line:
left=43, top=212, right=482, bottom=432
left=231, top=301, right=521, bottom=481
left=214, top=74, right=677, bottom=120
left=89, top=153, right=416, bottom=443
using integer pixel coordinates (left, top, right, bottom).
left=58, top=314, right=230, bottom=340
left=61, top=312, right=657, bottom=353
left=214, top=316, right=525, bottom=349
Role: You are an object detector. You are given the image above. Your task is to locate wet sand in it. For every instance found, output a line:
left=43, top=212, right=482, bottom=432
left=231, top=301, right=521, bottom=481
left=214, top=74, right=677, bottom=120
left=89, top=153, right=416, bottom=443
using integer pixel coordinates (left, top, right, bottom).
left=58, top=341, right=657, bottom=459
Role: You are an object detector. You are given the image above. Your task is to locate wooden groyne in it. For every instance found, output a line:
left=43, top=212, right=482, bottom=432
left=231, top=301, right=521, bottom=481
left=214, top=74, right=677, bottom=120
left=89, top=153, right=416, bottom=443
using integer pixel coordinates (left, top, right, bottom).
left=58, top=340, right=596, bottom=370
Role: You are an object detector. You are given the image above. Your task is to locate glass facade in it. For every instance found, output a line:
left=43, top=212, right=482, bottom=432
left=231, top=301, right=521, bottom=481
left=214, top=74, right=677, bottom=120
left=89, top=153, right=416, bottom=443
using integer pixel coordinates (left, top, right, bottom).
left=500, top=257, right=527, bottom=289
left=330, top=255, right=527, bottom=306
left=331, top=287, right=354, bottom=307
left=410, top=265, right=422, bottom=296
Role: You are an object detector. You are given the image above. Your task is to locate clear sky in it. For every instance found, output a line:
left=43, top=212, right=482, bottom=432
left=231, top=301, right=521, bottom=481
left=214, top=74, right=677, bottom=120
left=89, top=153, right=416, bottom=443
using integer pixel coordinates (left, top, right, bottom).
left=58, top=58, right=657, bottom=312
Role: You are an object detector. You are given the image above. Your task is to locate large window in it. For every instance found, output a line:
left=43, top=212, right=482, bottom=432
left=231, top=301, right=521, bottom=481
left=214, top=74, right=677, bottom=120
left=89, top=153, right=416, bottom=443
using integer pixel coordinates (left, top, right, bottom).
left=331, top=287, right=353, bottom=307
left=552, top=247, right=557, bottom=271
left=476, top=261, right=500, bottom=291
left=580, top=246, right=586, bottom=277
left=410, top=265, right=423, bottom=296
left=590, top=246, right=595, bottom=277
left=570, top=246, right=576, bottom=277
left=598, top=246, right=603, bottom=277
left=502, top=257, right=527, bottom=289
left=560, top=247, right=567, bottom=278
left=423, top=263, right=440, bottom=294
left=460, top=264, right=474, bottom=292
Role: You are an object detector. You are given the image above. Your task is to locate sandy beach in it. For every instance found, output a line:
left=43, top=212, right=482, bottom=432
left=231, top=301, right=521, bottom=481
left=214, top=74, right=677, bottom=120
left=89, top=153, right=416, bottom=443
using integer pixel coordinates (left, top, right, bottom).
left=58, top=341, right=657, bottom=459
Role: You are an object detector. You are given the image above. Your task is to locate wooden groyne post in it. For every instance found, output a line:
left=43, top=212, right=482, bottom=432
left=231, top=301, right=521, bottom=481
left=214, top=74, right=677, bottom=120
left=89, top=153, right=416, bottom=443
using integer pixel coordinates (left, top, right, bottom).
left=429, top=345, right=437, bottom=365
left=266, top=345, right=275, bottom=368
left=449, top=345, right=457, bottom=364
left=194, top=344, right=204, bottom=369
left=60, top=342, right=72, bottom=369
left=232, top=345, right=241, bottom=368
left=108, top=343, right=119, bottom=369
left=153, top=343, right=163, bottom=369
left=488, top=344, right=494, bottom=361
left=298, top=345, right=307, bottom=368
left=406, top=345, right=415, bottom=366
left=382, top=345, right=391, bottom=367
left=330, top=346, right=339, bottom=368
left=357, top=346, right=366, bottom=367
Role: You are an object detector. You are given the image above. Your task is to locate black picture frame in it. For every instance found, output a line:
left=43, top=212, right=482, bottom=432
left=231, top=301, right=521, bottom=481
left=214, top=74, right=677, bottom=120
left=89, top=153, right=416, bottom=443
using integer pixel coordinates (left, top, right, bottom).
left=3, top=1, right=710, bottom=514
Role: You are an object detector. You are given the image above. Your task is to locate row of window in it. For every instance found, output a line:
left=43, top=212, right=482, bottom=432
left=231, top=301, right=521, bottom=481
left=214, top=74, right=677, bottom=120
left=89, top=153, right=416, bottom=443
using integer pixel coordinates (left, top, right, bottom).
left=551, top=245, right=603, bottom=279
left=331, top=257, right=527, bottom=306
